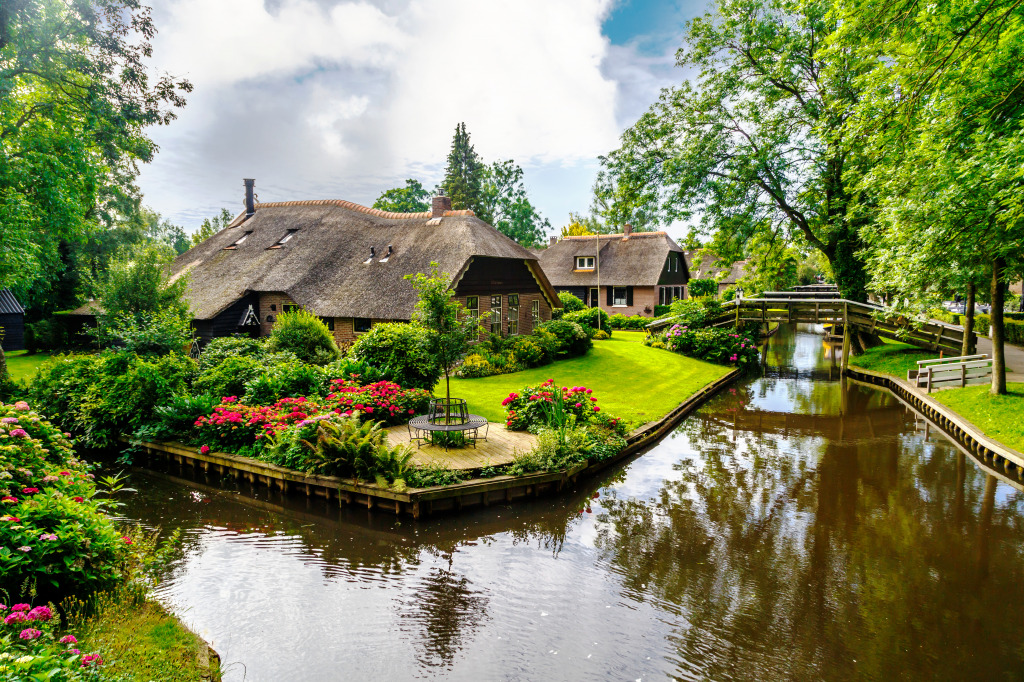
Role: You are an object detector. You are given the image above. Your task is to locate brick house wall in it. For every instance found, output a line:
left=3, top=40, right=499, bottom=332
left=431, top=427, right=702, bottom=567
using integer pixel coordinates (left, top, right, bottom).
left=454, top=292, right=552, bottom=340
left=258, top=292, right=297, bottom=337
left=593, top=285, right=657, bottom=317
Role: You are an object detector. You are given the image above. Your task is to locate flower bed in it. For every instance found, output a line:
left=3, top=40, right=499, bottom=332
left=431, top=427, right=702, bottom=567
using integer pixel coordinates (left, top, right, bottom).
left=0, top=604, right=110, bottom=680
left=502, top=380, right=602, bottom=431
left=645, top=325, right=759, bottom=368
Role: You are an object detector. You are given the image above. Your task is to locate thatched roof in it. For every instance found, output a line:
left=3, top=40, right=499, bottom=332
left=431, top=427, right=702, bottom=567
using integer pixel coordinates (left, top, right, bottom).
left=537, top=231, right=684, bottom=287
left=0, top=289, right=24, bottom=315
left=168, top=199, right=559, bottom=321
left=684, top=251, right=749, bottom=286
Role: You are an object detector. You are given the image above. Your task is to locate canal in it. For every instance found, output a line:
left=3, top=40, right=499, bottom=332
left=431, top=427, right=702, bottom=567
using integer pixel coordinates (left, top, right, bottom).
left=119, top=325, right=1024, bottom=681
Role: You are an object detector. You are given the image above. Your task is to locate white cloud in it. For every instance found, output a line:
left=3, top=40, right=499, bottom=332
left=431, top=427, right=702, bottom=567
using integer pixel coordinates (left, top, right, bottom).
left=138, top=0, right=673, bottom=231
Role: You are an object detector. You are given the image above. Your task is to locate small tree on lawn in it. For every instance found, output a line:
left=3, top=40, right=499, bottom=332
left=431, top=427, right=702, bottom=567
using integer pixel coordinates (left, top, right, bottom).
left=406, top=263, right=486, bottom=419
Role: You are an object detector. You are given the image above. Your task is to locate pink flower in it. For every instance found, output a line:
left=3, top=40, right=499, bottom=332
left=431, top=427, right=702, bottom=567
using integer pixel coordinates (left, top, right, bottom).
left=19, top=627, right=42, bottom=640
left=122, top=536, right=133, bottom=545
left=10, top=428, right=28, bottom=438
left=18, top=546, right=31, bottom=552
left=81, top=654, right=104, bottom=667
left=13, top=401, right=29, bottom=411
left=67, top=648, right=81, bottom=655
left=11, top=604, right=30, bottom=612
left=5, top=612, right=29, bottom=625
left=1, top=515, right=19, bottom=522
left=73, top=496, right=84, bottom=503
left=199, top=445, right=210, bottom=455
left=60, top=635, right=78, bottom=644
left=40, top=533, right=58, bottom=541
left=22, top=487, right=39, bottom=494
left=593, top=406, right=600, bottom=412
left=1, top=496, right=17, bottom=503
left=60, top=471, right=71, bottom=476
left=28, top=605, right=53, bottom=621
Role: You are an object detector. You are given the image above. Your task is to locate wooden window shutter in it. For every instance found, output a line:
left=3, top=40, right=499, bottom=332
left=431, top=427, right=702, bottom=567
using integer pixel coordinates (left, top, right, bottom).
left=626, top=287, right=633, bottom=306
left=606, top=287, right=612, bottom=306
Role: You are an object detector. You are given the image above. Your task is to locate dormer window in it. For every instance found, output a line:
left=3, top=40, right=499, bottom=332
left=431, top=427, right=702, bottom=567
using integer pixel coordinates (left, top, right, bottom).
left=576, top=256, right=595, bottom=270
left=224, top=231, right=252, bottom=250
left=269, top=230, right=297, bottom=249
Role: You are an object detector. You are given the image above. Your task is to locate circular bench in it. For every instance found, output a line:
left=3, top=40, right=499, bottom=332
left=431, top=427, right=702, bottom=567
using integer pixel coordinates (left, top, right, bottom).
left=407, top=414, right=489, bottom=449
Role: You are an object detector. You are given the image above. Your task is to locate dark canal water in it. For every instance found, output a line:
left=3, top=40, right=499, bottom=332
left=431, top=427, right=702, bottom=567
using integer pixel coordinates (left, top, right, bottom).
left=119, top=326, right=1024, bottom=681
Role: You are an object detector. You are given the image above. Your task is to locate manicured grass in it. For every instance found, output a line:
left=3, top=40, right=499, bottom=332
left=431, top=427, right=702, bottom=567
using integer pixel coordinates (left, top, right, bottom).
left=443, top=331, right=731, bottom=425
left=933, top=383, right=1024, bottom=453
left=71, top=589, right=219, bottom=681
left=848, top=339, right=933, bottom=378
left=5, top=349, right=52, bottom=383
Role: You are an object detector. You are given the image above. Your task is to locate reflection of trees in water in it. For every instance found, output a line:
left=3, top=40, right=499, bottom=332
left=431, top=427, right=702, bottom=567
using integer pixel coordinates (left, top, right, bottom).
left=397, top=551, right=490, bottom=671
left=595, top=411, right=1024, bottom=680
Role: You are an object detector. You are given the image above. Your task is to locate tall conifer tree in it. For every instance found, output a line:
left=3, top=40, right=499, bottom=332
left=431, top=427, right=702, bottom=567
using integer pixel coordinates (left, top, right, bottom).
left=440, top=123, right=490, bottom=223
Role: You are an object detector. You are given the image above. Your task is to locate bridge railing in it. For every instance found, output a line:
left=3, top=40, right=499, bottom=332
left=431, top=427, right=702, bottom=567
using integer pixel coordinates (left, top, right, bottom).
left=646, top=297, right=970, bottom=355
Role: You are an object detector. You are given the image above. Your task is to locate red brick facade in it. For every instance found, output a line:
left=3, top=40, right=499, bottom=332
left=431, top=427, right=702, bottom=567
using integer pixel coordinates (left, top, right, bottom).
left=454, top=292, right=552, bottom=340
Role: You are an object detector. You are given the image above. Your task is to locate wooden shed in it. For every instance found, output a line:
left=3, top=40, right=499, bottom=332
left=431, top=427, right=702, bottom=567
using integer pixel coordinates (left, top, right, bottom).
left=0, top=289, right=25, bottom=351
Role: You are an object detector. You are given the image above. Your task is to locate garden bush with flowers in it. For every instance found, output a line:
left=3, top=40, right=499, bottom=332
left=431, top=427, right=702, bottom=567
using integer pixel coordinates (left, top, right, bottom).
left=502, top=380, right=603, bottom=431
left=0, top=603, right=113, bottom=681
left=644, top=325, right=759, bottom=369
left=0, top=401, right=132, bottom=603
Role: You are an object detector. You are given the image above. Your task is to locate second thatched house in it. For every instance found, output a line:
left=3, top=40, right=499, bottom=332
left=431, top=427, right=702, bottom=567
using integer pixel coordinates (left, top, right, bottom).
left=164, top=181, right=560, bottom=346
left=537, top=226, right=689, bottom=316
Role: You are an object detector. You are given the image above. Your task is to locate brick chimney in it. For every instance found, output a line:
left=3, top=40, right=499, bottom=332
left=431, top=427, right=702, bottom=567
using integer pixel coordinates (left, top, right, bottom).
left=431, top=194, right=452, bottom=218
left=244, top=178, right=256, bottom=218
left=623, top=223, right=633, bottom=238
left=549, top=236, right=558, bottom=246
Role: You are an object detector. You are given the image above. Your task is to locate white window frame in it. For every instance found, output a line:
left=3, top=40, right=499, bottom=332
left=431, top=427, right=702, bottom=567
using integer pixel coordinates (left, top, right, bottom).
left=508, top=294, right=520, bottom=336
left=576, top=256, right=595, bottom=270
left=531, top=299, right=540, bottom=326
left=466, top=296, right=479, bottom=320
left=613, top=287, right=628, bottom=307
left=490, top=295, right=502, bottom=335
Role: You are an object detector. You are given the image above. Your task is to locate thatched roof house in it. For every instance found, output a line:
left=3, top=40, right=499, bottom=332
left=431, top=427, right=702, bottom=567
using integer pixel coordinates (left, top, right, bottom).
left=537, top=227, right=689, bottom=316
left=684, top=251, right=750, bottom=296
left=168, top=183, right=560, bottom=345
left=0, top=288, right=25, bottom=351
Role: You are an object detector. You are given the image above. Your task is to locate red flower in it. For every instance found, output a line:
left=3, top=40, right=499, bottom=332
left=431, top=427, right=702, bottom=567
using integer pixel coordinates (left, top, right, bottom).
left=72, top=496, right=84, bottom=503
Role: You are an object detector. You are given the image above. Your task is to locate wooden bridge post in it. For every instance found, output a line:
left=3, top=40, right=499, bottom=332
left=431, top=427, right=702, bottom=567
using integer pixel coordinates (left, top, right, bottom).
left=841, top=302, right=851, bottom=374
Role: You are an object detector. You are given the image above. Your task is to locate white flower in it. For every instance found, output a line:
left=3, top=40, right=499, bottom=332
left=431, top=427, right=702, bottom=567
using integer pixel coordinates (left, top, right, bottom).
left=16, top=655, right=34, bottom=663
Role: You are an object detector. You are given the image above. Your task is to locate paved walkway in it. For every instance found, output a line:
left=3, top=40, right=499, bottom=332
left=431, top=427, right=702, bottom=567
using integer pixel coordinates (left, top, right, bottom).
left=976, top=336, right=1024, bottom=377
left=385, top=422, right=537, bottom=471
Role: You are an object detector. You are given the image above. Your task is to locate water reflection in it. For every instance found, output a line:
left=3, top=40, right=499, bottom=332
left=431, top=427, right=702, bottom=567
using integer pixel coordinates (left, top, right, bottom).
left=119, top=324, right=1024, bottom=681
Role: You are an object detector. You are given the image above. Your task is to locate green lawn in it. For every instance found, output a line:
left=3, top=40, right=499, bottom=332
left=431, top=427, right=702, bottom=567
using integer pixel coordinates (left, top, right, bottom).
left=5, top=349, right=52, bottom=383
left=442, top=330, right=731, bottom=425
left=848, top=339, right=933, bottom=378
left=933, top=383, right=1024, bottom=453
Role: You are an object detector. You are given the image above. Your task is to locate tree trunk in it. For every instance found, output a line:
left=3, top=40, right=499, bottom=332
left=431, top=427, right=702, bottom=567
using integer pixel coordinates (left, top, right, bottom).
left=961, top=281, right=976, bottom=357
left=991, top=257, right=1006, bottom=395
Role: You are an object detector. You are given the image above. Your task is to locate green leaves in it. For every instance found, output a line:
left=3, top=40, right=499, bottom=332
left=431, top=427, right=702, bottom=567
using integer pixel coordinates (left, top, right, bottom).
left=372, top=179, right=431, bottom=213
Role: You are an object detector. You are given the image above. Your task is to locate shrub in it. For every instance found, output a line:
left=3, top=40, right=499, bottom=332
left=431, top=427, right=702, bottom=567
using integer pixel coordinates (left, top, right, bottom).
left=146, top=394, right=222, bottom=441
left=974, top=314, right=1024, bottom=345
left=323, top=380, right=431, bottom=425
left=564, top=308, right=611, bottom=335
left=508, top=336, right=545, bottom=366
left=721, top=286, right=737, bottom=301
left=661, top=325, right=759, bottom=368
left=456, top=353, right=496, bottom=378
left=536, top=320, right=591, bottom=358
left=688, top=278, right=718, bottom=298
left=24, top=318, right=68, bottom=353
left=0, top=401, right=130, bottom=603
left=30, top=352, right=198, bottom=448
left=348, top=322, right=440, bottom=390
left=0, top=606, right=112, bottom=680
left=242, top=362, right=327, bottom=405
left=198, top=335, right=266, bottom=371
left=557, top=292, right=587, bottom=313
left=192, top=397, right=315, bottom=453
left=502, top=380, right=602, bottom=431
left=667, top=298, right=723, bottom=328
left=193, top=355, right=264, bottom=400
left=593, top=329, right=610, bottom=340
left=608, top=313, right=648, bottom=330
left=654, top=305, right=672, bottom=317
left=322, top=357, right=385, bottom=385
left=267, top=308, right=340, bottom=364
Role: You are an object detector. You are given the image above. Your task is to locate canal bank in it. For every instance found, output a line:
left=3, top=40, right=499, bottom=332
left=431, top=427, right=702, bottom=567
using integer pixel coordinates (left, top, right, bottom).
left=118, top=324, right=1024, bottom=681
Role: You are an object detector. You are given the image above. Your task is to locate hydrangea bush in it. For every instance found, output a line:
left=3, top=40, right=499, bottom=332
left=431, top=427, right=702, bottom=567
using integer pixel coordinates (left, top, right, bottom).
left=645, top=325, right=760, bottom=369
left=0, top=603, right=111, bottom=680
left=502, top=380, right=602, bottom=431
left=0, top=402, right=129, bottom=602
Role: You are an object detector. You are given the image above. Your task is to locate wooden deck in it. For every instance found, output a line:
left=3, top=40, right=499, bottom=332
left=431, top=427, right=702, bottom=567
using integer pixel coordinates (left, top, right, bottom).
left=385, top=422, right=537, bottom=471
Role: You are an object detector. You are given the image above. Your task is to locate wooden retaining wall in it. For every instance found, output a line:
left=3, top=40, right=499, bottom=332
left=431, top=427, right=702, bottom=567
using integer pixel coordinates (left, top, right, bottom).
left=846, top=367, right=1024, bottom=479
left=136, top=369, right=741, bottom=519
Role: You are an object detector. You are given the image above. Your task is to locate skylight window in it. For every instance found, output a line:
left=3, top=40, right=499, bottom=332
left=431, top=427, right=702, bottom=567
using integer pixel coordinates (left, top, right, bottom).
left=269, top=230, right=298, bottom=249
left=224, top=231, right=252, bottom=250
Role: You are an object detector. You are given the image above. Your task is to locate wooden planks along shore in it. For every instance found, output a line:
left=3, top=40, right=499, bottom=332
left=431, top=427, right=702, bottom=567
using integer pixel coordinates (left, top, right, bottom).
left=134, top=370, right=741, bottom=519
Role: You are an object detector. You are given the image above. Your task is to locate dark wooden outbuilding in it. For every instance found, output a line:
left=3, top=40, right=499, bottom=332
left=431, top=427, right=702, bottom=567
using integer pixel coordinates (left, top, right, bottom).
left=0, top=289, right=25, bottom=351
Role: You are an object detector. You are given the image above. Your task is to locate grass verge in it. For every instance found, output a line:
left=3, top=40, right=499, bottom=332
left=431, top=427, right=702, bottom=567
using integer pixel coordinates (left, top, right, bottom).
left=443, top=330, right=731, bottom=424
left=5, top=349, right=53, bottom=383
left=848, top=339, right=933, bottom=378
left=68, top=586, right=219, bottom=681
left=932, top=383, right=1024, bottom=454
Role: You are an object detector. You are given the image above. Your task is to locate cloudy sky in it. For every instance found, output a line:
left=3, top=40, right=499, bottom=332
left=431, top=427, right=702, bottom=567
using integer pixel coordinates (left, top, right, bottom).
left=139, top=0, right=709, bottom=239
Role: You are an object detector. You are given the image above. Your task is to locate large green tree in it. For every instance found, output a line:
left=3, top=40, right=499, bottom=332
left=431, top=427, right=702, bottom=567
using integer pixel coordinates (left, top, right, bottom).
left=440, top=123, right=489, bottom=222
left=190, top=208, right=233, bottom=247
left=832, top=0, right=1024, bottom=393
left=595, top=0, right=874, bottom=302
left=481, top=160, right=550, bottom=247
left=373, top=179, right=431, bottom=213
left=0, top=0, right=190, bottom=374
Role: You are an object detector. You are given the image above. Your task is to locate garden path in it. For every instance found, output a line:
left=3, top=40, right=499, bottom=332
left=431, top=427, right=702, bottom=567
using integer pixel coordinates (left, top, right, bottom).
left=976, top=336, right=1024, bottom=375
left=385, top=423, right=537, bottom=471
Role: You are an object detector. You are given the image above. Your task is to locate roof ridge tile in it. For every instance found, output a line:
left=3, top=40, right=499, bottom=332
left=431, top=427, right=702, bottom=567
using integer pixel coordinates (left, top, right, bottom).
left=254, top=199, right=432, bottom=220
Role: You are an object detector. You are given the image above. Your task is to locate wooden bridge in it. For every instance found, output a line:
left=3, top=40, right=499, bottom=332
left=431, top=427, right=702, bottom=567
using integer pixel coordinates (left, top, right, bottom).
left=649, top=292, right=975, bottom=371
